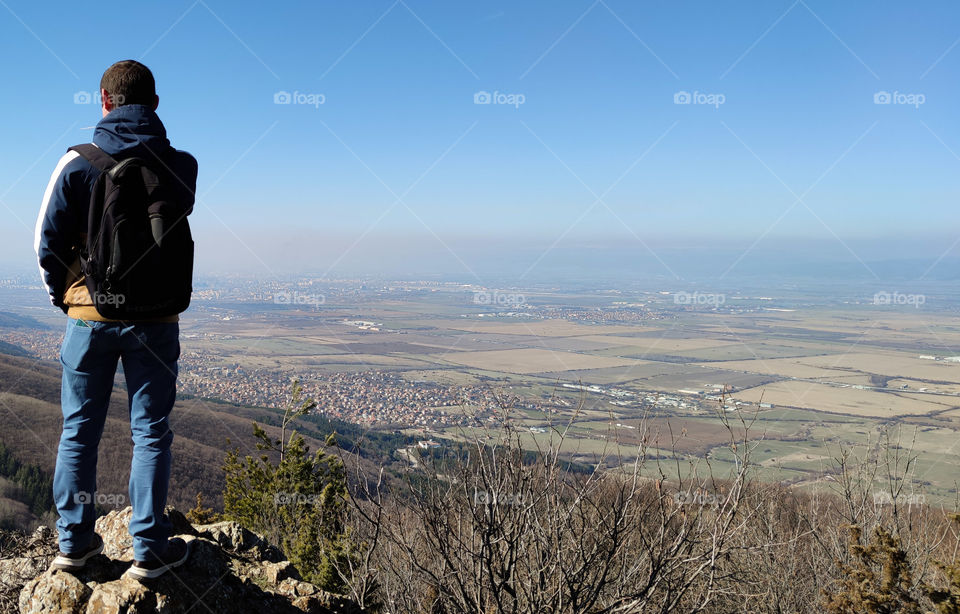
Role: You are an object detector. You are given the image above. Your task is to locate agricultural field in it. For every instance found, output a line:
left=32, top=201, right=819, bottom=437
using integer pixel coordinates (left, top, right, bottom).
left=7, top=281, right=960, bottom=504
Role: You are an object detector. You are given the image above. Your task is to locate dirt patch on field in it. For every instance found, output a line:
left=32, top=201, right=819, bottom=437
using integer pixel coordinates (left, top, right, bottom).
left=605, top=416, right=785, bottom=456
left=760, top=452, right=828, bottom=467
left=438, top=348, right=643, bottom=375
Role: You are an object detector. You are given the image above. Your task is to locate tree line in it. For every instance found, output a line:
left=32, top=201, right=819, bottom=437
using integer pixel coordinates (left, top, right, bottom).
left=0, top=441, right=54, bottom=519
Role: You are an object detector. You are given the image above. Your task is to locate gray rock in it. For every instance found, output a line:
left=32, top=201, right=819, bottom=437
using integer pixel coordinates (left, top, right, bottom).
left=84, top=577, right=156, bottom=614
left=94, top=507, right=196, bottom=562
left=193, top=521, right=260, bottom=552
left=95, top=507, right=135, bottom=561
left=0, top=525, right=57, bottom=598
left=19, top=570, right=91, bottom=614
left=0, top=555, right=50, bottom=592
left=263, top=560, right=301, bottom=584
left=8, top=507, right=363, bottom=613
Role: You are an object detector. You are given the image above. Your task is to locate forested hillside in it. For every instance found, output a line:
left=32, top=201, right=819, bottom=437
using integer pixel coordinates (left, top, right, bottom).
left=0, top=353, right=350, bottom=529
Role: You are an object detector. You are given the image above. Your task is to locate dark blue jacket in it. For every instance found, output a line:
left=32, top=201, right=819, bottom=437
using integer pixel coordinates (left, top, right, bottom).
left=34, top=105, right=197, bottom=311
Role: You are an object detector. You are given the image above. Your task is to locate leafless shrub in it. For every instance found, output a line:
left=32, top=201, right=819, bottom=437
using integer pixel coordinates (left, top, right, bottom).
left=324, top=390, right=960, bottom=614
left=332, top=391, right=786, bottom=613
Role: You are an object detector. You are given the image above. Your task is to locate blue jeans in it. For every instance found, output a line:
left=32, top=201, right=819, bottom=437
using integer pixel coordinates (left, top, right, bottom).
left=54, top=318, right=179, bottom=561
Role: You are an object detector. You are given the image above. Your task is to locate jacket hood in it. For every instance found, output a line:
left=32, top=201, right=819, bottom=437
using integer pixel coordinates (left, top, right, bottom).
left=93, top=105, right=171, bottom=158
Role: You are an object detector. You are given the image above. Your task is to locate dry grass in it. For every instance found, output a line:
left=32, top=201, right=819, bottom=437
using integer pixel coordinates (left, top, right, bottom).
left=436, top=348, right=644, bottom=375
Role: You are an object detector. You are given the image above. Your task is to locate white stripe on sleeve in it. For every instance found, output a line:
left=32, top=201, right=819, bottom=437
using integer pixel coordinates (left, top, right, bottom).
left=34, top=149, right=81, bottom=266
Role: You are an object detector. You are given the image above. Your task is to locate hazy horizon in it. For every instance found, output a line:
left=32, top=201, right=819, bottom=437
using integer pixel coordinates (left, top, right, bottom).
left=5, top=232, right=960, bottom=285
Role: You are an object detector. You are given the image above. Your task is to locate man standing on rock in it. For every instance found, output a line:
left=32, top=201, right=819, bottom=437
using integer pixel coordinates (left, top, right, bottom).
left=35, top=60, right=198, bottom=579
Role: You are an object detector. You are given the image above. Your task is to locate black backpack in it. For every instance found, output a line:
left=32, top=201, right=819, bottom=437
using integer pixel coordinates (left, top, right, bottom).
left=69, top=144, right=194, bottom=319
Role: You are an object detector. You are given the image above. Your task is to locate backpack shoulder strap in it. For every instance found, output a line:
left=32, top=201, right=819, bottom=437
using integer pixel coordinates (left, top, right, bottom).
left=68, top=144, right=118, bottom=172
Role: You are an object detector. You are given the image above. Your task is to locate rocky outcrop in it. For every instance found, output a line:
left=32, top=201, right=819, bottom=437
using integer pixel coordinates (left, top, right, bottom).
left=1, top=508, right=363, bottom=613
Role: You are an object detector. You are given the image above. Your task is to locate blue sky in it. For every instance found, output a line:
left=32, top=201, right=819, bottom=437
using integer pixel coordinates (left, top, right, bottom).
left=1, top=1, right=958, bottom=278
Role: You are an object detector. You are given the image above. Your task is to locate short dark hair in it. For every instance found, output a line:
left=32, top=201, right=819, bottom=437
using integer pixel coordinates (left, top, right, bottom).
left=99, top=60, right=156, bottom=107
